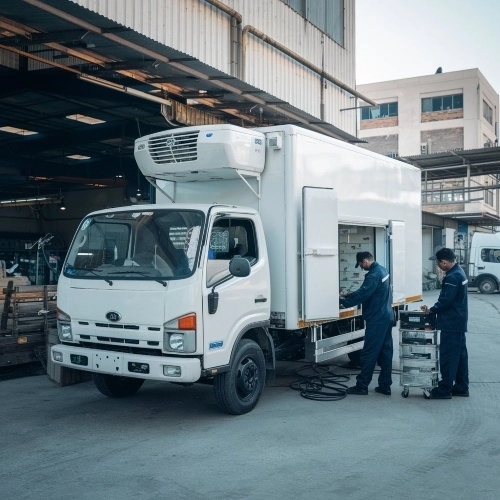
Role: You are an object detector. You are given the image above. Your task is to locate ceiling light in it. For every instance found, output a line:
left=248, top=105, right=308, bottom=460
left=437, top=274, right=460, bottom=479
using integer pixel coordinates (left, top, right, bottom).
left=59, top=197, right=66, bottom=210
left=0, top=126, right=38, bottom=136
left=0, top=196, right=62, bottom=208
left=66, top=154, right=91, bottom=160
left=65, top=114, right=106, bottom=125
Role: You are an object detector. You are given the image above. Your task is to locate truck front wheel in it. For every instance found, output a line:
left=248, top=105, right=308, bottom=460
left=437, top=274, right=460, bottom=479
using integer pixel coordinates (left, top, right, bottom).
left=478, top=277, right=497, bottom=294
left=93, top=373, right=144, bottom=398
left=213, top=339, right=266, bottom=415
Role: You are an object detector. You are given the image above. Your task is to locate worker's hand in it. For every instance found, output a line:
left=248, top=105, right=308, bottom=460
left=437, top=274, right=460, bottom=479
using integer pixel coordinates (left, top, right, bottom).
left=420, top=305, right=429, bottom=313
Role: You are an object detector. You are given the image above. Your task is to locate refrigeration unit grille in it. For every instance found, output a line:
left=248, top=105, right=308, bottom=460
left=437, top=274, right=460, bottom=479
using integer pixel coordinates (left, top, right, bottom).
left=148, top=131, right=199, bottom=164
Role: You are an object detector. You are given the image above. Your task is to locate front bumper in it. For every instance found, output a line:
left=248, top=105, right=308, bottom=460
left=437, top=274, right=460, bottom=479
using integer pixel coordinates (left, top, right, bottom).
left=51, top=345, right=202, bottom=382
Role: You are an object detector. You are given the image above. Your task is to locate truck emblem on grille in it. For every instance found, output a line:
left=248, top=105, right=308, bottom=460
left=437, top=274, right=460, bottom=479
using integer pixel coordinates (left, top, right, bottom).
left=106, top=311, right=121, bottom=322
left=166, top=137, right=176, bottom=147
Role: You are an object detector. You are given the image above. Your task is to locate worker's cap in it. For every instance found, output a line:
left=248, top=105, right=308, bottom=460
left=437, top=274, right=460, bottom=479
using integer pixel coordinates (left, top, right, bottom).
left=355, top=251, right=372, bottom=268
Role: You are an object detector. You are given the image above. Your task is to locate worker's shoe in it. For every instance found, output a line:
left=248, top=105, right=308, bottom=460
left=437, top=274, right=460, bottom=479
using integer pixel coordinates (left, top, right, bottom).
left=346, top=385, right=368, bottom=395
left=425, top=388, right=452, bottom=399
left=374, top=386, right=391, bottom=396
left=451, top=388, right=469, bottom=397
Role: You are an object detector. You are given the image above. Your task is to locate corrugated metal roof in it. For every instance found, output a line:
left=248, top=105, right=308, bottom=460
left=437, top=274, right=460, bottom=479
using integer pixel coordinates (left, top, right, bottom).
left=0, top=0, right=362, bottom=200
left=401, top=146, right=500, bottom=180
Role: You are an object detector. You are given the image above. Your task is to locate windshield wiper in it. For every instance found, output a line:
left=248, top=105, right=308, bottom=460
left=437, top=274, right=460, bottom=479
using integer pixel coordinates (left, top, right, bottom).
left=109, top=270, right=167, bottom=287
left=66, top=266, right=113, bottom=286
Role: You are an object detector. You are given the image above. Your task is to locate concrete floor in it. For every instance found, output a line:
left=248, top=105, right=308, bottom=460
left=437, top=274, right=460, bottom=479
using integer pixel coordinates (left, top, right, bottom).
left=2, top=289, right=499, bottom=500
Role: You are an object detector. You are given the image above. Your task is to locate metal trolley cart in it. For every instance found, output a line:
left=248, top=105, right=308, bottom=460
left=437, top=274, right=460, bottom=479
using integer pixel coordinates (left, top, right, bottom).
left=399, top=312, right=439, bottom=398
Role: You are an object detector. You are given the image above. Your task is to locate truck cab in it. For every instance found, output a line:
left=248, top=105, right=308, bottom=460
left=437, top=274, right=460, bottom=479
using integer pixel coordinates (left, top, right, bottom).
left=53, top=203, right=273, bottom=414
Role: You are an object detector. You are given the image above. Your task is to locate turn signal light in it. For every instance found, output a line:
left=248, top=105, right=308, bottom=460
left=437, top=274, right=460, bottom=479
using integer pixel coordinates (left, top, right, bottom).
left=177, top=314, right=196, bottom=330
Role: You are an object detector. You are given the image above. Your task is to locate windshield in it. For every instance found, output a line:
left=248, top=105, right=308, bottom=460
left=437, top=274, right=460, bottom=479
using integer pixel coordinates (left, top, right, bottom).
left=64, top=209, right=204, bottom=281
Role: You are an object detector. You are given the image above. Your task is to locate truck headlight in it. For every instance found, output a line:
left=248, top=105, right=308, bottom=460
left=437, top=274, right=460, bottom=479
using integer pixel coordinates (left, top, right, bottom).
left=169, top=333, right=184, bottom=351
left=57, top=308, right=73, bottom=341
left=163, top=314, right=196, bottom=353
left=59, top=323, right=73, bottom=341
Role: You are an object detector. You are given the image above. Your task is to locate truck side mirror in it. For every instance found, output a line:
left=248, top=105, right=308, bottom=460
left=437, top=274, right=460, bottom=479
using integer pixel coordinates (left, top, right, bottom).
left=229, top=256, right=251, bottom=278
left=208, top=289, right=219, bottom=314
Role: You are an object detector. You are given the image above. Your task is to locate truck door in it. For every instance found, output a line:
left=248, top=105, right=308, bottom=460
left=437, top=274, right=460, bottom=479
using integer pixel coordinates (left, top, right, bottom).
left=202, top=215, right=270, bottom=368
left=301, top=187, right=339, bottom=321
left=389, top=220, right=405, bottom=304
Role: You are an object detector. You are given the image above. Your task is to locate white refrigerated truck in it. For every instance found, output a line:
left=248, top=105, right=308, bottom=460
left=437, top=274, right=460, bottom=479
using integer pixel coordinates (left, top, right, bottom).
left=51, top=124, right=423, bottom=414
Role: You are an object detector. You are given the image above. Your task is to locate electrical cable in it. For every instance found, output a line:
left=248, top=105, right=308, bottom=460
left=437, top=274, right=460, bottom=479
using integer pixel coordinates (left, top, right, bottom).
left=287, top=362, right=402, bottom=401
left=289, top=363, right=353, bottom=402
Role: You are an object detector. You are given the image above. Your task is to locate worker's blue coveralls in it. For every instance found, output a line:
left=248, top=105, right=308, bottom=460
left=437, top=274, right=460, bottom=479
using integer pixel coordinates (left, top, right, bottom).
left=340, top=262, right=394, bottom=391
left=429, top=263, right=469, bottom=395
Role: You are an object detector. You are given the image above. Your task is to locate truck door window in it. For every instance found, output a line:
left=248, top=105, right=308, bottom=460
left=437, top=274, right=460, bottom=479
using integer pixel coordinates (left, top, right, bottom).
left=206, top=218, right=257, bottom=287
left=481, top=248, right=500, bottom=263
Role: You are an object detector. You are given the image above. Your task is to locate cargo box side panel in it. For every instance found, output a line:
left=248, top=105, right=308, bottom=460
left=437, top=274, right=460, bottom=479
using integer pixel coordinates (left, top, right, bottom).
left=289, top=127, right=421, bottom=305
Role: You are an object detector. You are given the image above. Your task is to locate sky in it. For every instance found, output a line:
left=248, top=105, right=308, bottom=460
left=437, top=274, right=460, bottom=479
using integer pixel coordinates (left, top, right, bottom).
left=356, top=0, right=500, bottom=94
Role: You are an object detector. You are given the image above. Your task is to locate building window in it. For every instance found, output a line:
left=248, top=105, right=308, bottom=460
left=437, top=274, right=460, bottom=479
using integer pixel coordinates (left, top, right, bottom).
left=361, top=102, right=398, bottom=120
left=282, top=0, right=344, bottom=46
left=485, top=188, right=494, bottom=206
left=422, top=94, right=463, bottom=112
left=422, top=180, right=465, bottom=204
left=483, top=100, right=493, bottom=125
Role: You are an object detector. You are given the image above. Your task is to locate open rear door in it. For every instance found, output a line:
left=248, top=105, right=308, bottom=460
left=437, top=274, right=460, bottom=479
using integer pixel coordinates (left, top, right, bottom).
left=302, top=187, right=339, bottom=321
left=390, top=220, right=405, bottom=304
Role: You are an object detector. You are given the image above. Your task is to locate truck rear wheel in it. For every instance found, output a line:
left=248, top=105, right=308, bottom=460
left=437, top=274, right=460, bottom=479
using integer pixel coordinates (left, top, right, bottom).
left=478, top=277, right=497, bottom=294
left=213, top=339, right=265, bottom=415
left=93, top=373, right=144, bottom=398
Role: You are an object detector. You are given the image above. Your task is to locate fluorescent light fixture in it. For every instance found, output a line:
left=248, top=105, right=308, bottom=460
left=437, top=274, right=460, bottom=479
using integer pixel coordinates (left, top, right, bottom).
left=66, top=154, right=91, bottom=160
left=0, top=196, right=61, bottom=208
left=65, top=114, right=106, bottom=125
left=0, top=126, right=38, bottom=136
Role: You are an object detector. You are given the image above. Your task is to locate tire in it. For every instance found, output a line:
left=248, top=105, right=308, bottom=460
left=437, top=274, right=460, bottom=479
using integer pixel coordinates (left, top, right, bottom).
left=93, top=373, right=144, bottom=398
left=213, top=339, right=266, bottom=415
left=478, top=277, right=497, bottom=294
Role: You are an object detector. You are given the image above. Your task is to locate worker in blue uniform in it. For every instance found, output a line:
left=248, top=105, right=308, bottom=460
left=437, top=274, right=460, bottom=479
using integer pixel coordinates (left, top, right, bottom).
left=340, top=251, right=394, bottom=396
left=421, top=247, right=469, bottom=399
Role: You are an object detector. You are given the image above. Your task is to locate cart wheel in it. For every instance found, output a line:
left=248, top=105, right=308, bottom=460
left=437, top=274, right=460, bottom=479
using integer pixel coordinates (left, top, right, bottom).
left=401, top=387, right=409, bottom=398
left=423, top=388, right=431, bottom=399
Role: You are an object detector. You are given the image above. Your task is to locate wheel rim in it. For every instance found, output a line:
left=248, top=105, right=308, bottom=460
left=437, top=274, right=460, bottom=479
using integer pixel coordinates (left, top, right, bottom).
left=236, top=356, right=260, bottom=401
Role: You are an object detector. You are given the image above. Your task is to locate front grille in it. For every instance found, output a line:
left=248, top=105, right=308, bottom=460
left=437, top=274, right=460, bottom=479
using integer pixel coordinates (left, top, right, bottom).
left=76, top=341, right=162, bottom=356
left=96, top=336, right=139, bottom=344
left=148, top=131, right=199, bottom=164
left=94, top=323, right=140, bottom=330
